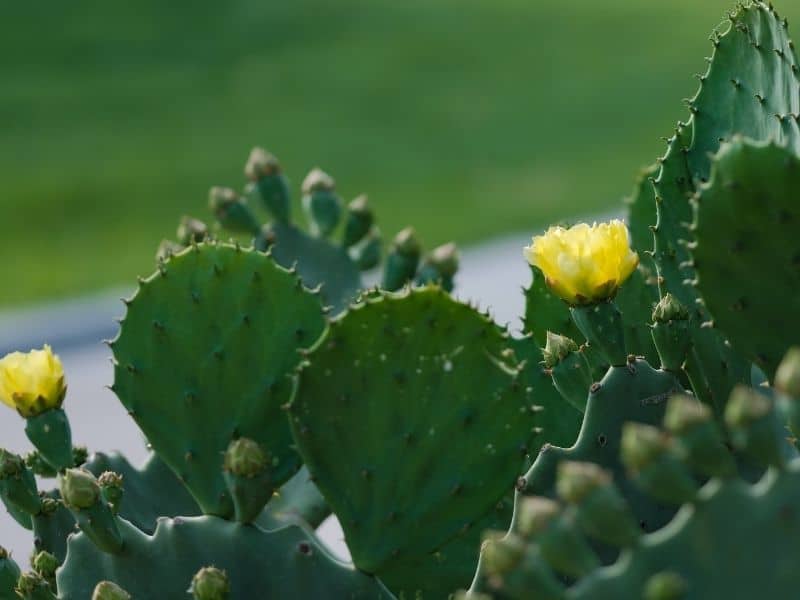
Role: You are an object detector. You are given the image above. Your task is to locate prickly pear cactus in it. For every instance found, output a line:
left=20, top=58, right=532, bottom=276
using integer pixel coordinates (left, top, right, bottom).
left=57, top=516, right=391, bottom=599
left=692, top=138, right=800, bottom=377
left=111, top=242, right=326, bottom=516
left=288, top=287, right=542, bottom=597
left=648, top=0, right=798, bottom=412
left=160, top=148, right=459, bottom=313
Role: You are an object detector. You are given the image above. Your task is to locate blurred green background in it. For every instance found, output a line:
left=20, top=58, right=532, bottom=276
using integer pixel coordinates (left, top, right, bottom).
left=3, top=0, right=798, bottom=307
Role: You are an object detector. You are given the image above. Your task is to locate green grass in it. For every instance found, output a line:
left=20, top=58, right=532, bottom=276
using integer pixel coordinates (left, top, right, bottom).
left=2, top=0, right=798, bottom=306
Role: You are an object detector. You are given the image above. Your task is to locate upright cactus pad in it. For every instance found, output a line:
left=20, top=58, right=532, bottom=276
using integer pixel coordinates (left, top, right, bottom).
left=289, top=287, right=540, bottom=596
left=56, top=516, right=390, bottom=599
left=111, top=243, right=326, bottom=516
left=648, top=0, right=799, bottom=410
left=693, top=138, right=800, bottom=377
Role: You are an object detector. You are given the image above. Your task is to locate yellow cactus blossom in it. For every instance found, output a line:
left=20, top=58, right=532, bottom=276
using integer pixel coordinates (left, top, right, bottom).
left=0, top=345, right=66, bottom=417
left=524, top=220, right=639, bottom=305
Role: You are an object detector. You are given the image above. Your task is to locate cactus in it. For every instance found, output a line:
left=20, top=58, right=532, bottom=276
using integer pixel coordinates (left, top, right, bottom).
left=470, top=369, right=800, bottom=599
left=288, top=287, right=543, bottom=597
left=692, top=138, right=800, bottom=377
left=56, top=516, right=390, bottom=598
left=160, top=148, right=460, bottom=313
left=110, top=243, right=326, bottom=517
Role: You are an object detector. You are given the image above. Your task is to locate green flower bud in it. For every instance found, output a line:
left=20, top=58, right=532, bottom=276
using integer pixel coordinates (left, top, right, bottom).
left=244, top=147, right=281, bottom=181
left=664, top=394, right=711, bottom=434
left=176, top=216, right=208, bottom=246
left=59, top=468, right=100, bottom=509
left=92, top=580, right=132, bottom=600
left=428, top=243, right=460, bottom=278
left=775, top=347, right=800, bottom=398
left=652, top=293, right=689, bottom=323
left=620, top=423, right=669, bottom=472
left=555, top=461, right=611, bottom=504
left=392, top=227, right=421, bottom=258
left=31, top=551, right=58, bottom=579
left=301, top=168, right=335, bottom=194
left=98, top=471, right=124, bottom=513
left=208, top=187, right=260, bottom=235
left=644, top=571, right=687, bottom=600
left=224, top=438, right=267, bottom=478
left=343, top=195, right=375, bottom=248
left=16, top=571, right=50, bottom=595
left=542, top=332, right=579, bottom=369
left=514, top=497, right=560, bottom=537
left=481, top=532, right=525, bottom=577
left=189, top=566, right=230, bottom=600
left=725, top=385, right=772, bottom=428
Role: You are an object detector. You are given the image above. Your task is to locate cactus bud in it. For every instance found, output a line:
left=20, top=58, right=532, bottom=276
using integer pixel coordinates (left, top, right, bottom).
left=224, top=438, right=267, bottom=478
left=348, top=227, right=382, bottom=271
left=664, top=395, right=735, bottom=478
left=651, top=293, right=689, bottom=323
left=92, top=581, right=132, bottom=600
left=343, top=195, right=375, bottom=248
left=775, top=347, right=800, bottom=398
left=98, top=471, right=124, bottom=514
left=208, top=187, right=260, bottom=235
left=223, top=438, right=275, bottom=523
left=301, top=168, right=341, bottom=237
left=392, top=227, right=421, bottom=257
left=176, top=216, right=209, bottom=246
left=651, top=294, right=691, bottom=372
left=16, top=571, right=53, bottom=599
left=60, top=468, right=99, bottom=509
left=31, top=551, right=57, bottom=580
left=556, top=461, right=639, bottom=547
left=244, top=147, right=281, bottom=181
left=481, top=532, right=525, bottom=577
left=189, top=566, right=230, bottom=600
left=725, top=385, right=784, bottom=468
left=25, top=449, right=57, bottom=479
left=515, top=496, right=560, bottom=537
left=245, top=148, right=291, bottom=223
left=542, top=332, right=579, bottom=369
left=644, top=571, right=688, bottom=600
left=621, top=423, right=697, bottom=504
left=0, top=449, right=24, bottom=478
left=416, top=242, right=460, bottom=292
left=382, top=227, right=422, bottom=291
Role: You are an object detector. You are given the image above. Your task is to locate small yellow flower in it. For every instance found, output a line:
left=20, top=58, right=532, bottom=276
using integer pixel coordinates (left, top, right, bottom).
left=0, top=345, right=66, bottom=418
left=524, top=220, right=639, bottom=305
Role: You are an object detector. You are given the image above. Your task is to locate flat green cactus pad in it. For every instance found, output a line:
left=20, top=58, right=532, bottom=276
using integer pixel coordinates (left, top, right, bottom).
left=57, top=516, right=391, bottom=598
left=649, top=1, right=799, bottom=410
left=694, top=139, right=800, bottom=377
left=259, top=223, right=362, bottom=314
left=111, top=243, right=326, bottom=517
left=289, top=287, right=540, bottom=596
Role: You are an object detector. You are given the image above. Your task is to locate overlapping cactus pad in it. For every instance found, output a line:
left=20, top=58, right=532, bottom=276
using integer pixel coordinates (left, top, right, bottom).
left=111, top=243, right=326, bottom=516
left=289, top=287, right=541, bottom=596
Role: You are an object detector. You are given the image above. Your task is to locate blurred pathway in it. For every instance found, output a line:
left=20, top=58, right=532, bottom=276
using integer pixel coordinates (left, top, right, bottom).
left=0, top=234, right=533, bottom=564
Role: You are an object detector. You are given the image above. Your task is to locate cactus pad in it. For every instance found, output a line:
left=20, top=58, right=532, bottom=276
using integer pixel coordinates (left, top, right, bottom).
left=694, top=139, right=800, bottom=377
left=289, top=287, right=540, bottom=596
left=111, top=243, right=325, bottom=517
left=57, top=516, right=390, bottom=598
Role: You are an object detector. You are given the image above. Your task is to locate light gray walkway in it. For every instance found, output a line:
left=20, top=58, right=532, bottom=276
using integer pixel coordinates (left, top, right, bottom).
left=0, top=234, right=533, bottom=565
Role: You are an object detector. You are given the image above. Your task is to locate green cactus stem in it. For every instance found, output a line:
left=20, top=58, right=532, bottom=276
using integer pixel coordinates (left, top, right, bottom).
left=189, top=566, right=230, bottom=600
left=222, top=438, right=274, bottom=524
left=0, top=546, right=21, bottom=598
left=0, top=448, right=41, bottom=518
left=244, top=147, right=291, bottom=224
left=208, top=186, right=260, bottom=235
left=60, top=469, right=123, bottom=554
left=24, top=408, right=73, bottom=473
left=543, top=332, right=592, bottom=412
left=301, top=168, right=342, bottom=238
left=570, top=301, right=627, bottom=367
left=381, top=227, right=422, bottom=291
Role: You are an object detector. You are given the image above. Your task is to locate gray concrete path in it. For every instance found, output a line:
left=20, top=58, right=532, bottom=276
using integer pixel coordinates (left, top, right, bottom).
left=0, top=234, right=533, bottom=565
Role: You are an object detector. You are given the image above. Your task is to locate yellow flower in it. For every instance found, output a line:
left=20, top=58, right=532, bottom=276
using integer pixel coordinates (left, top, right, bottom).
left=523, top=220, right=639, bottom=305
left=0, top=345, right=66, bottom=417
